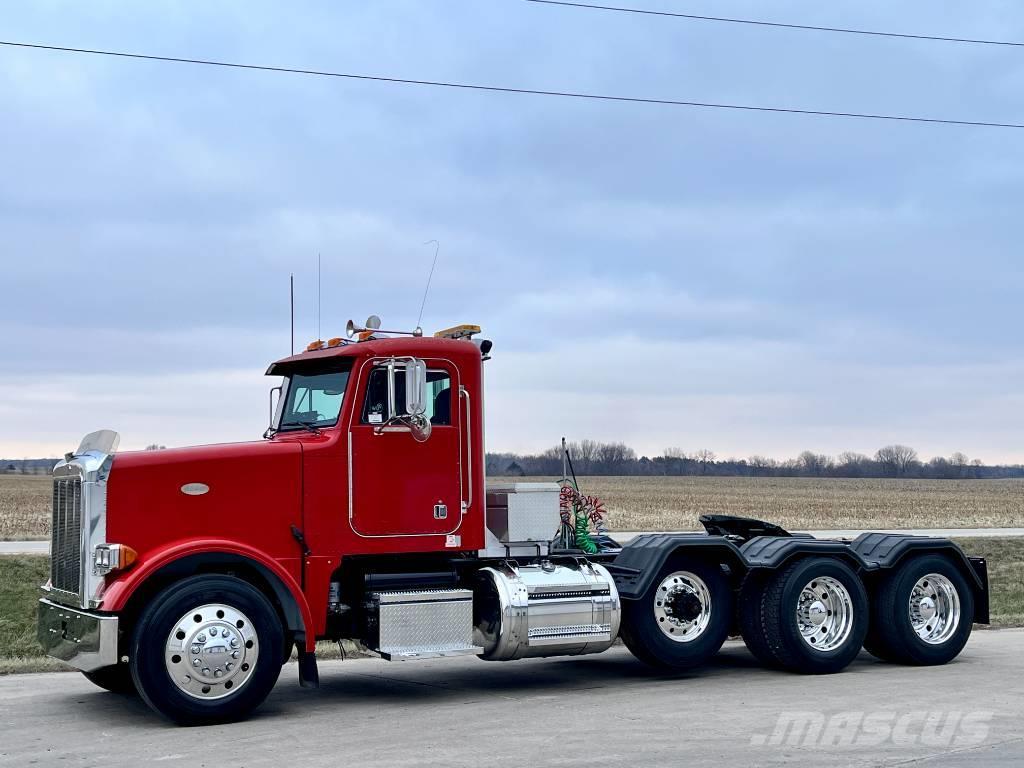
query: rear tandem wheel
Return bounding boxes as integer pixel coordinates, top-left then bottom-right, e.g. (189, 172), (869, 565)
(740, 556), (869, 674)
(620, 557), (734, 670)
(864, 553), (975, 666)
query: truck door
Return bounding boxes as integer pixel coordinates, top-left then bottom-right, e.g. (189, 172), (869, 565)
(348, 358), (465, 538)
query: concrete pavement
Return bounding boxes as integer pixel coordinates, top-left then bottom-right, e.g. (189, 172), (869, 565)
(1, 630), (1021, 767)
(4, 527), (1023, 557)
(0, 540), (48, 556)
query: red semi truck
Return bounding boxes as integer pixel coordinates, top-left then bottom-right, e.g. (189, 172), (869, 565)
(38, 319), (990, 725)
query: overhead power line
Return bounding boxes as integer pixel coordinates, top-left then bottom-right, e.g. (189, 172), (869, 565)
(2, 39), (1023, 130)
(526, 0), (1024, 49)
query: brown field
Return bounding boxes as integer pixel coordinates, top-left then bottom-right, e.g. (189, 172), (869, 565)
(2, 473), (1023, 541)
(520, 475), (1024, 532)
(0, 475), (50, 541)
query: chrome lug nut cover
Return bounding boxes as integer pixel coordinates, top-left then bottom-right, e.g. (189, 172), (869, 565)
(796, 576), (853, 652)
(910, 574), (960, 645)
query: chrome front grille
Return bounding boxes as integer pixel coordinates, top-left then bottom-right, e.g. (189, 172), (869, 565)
(51, 476), (83, 596)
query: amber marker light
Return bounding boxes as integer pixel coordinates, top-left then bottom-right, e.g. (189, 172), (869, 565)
(93, 543), (138, 577)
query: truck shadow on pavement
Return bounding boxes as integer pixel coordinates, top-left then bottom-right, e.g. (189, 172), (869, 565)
(50, 644), (982, 728)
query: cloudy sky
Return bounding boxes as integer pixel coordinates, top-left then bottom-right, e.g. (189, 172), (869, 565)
(2, 0), (1022, 463)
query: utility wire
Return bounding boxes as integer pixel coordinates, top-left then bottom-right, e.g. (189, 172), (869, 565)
(526, 0), (1024, 49)
(2, 39), (1023, 129)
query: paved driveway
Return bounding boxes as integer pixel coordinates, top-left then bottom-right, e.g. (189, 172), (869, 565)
(1, 630), (1020, 767)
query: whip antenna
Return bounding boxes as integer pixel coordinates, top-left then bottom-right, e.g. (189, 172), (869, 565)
(416, 240), (440, 334)
(289, 273), (295, 355)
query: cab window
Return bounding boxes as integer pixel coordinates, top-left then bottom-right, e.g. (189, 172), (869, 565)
(362, 368), (452, 425)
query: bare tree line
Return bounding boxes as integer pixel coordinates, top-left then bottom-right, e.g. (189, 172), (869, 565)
(487, 441), (1024, 480)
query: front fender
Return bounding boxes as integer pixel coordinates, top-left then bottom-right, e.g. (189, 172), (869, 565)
(99, 538), (316, 652)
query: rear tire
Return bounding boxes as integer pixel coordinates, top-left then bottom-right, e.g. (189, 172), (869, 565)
(130, 575), (285, 726)
(865, 554), (974, 666)
(757, 557), (868, 674)
(82, 663), (136, 694)
(738, 572), (781, 668)
(621, 558), (733, 671)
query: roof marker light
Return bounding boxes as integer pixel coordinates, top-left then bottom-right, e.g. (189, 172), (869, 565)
(434, 324), (481, 340)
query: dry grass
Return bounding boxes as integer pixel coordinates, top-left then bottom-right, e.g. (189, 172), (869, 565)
(0, 475), (50, 541)
(519, 476), (1024, 532)
(954, 537), (1024, 628)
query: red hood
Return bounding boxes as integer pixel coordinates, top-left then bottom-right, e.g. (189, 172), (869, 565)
(106, 440), (304, 561)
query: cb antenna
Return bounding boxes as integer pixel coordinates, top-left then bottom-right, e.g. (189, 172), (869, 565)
(316, 253), (322, 342)
(416, 239), (440, 334)
(289, 273), (295, 355)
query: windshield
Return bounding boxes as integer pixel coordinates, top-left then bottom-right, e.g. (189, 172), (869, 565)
(277, 369), (351, 430)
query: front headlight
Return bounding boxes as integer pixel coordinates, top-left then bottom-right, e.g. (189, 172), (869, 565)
(92, 543), (138, 577)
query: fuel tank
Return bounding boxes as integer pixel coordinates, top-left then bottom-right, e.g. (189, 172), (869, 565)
(473, 559), (620, 661)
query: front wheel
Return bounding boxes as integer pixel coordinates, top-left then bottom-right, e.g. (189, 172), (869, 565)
(620, 558), (733, 670)
(130, 575), (285, 725)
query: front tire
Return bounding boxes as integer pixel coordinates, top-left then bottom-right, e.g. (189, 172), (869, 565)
(130, 575), (284, 725)
(865, 554), (974, 666)
(756, 557), (868, 674)
(621, 558), (733, 670)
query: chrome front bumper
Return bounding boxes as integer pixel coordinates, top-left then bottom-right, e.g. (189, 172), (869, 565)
(37, 598), (118, 672)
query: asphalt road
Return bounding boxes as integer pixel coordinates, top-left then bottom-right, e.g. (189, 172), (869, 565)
(2, 630), (1021, 767)
(4, 527), (1023, 556)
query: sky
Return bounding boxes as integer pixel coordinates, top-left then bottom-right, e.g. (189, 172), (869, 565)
(1, 0), (1023, 463)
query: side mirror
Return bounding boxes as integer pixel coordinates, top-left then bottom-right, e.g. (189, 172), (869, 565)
(405, 359), (428, 416)
(380, 357), (431, 441)
(265, 385), (283, 437)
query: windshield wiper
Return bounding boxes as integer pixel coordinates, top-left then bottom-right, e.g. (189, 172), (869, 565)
(283, 420), (322, 435)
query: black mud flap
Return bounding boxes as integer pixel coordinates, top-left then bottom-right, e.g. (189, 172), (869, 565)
(968, 556), (991, 625)
(298, 648), (319, 688)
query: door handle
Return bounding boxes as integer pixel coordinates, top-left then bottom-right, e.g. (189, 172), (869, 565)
(460, 385), (472, 512)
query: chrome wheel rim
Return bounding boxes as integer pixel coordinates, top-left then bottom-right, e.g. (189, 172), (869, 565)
(909, 574), (960, 645)
(796, 576), (854, 652)
(653, 571), (713, 643)
(164, 603), (259, 700)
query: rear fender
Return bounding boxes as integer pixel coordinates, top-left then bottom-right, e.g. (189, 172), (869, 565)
(100, 539), (316, 652)
(608, 534), (747, 599)
(851, 533), (990, 624)
(741, 536), (868, 572)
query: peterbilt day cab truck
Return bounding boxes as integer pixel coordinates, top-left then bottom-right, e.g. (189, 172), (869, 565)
(38, 319), (990, 725)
